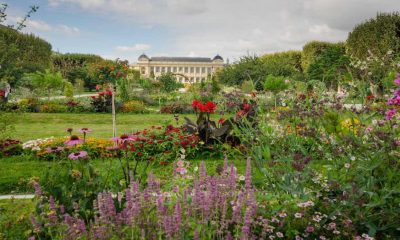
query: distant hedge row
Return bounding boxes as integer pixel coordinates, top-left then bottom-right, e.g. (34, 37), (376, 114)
(0, 25), (52, 86)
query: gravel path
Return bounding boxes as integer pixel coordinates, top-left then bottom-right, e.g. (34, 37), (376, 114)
(0, 194), (34, 200)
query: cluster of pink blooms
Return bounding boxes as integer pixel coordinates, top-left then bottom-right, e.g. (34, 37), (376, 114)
(385, 75), (400, 120)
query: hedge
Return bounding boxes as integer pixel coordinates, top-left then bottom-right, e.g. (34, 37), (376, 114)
(261, 50), (303, 78)
(346, 12), (400, 60)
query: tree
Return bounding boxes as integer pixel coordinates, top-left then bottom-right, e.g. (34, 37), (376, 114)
(216, 55), (267, 90)
(22, 69), (65, 99)
(307, 43), (350, 89)
(263, 75), (289, 107)
(158, 73), (182, 93)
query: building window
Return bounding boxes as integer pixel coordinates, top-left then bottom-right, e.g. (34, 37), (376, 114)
(179, 67), (183, 72)
(173, 67), (177, 72)
(201, 67), (206, 73)
(184, 67), (188, 73)
(196, 67), (200, 73)
(167, 67), (171, 72)
(201, 77), (205, 81)
(161, 67), (165, 73)
(141, 67), (146, 74)
(155, 66), (160, 72)
(190, 67), (194, 73)
(207, 67), (212, 73)
(196, 77), (200, 82)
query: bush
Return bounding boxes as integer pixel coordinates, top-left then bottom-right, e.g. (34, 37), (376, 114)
(301, 41), (340, 74)
(160, 102), (193, 114)
(39, 102), (68, 113)
(121, 100), (145, 113)
(0, 139), (22, 157)
(307, 43), (350, 89)
(64, 81), (74, 98)
(158, 73), (183, 93)
(261, 50), (303, 78)
(347, 12), (400, 61)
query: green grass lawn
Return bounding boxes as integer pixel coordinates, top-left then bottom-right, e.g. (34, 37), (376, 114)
(10, 113), (197, 141)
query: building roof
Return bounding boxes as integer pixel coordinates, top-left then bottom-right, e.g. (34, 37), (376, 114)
(213, 55), (223, 61)
(150, 57), (214, 63)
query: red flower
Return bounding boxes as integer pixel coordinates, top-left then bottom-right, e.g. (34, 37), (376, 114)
(218, 118), (225, 124)
(236, 110), (246, 118)
(95, 84), (100, 91)
(99, 92), (105, 97)
(243, 104), (251, 111)
(192, 99), (201, 109)
(205, 101), (217, 113)
(366, 95), (374, 101)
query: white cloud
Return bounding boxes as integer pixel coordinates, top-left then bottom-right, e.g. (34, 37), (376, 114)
(116, 43), (151, 52)
(9, 17), (81, 36)
(47, 0), (398, 60)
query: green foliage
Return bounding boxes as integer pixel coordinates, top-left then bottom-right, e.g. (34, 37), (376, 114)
(216, 55), (267, 89)
(307, 43), (350, 88)
(52, 53), (104, 89)
(263, 75), (288, 94)
(158, 73), (183, 93)
(73, 78), (85, 94)
(121, 100), (146, 113)
(22, 69), (65, 99)
(0, 27), (52, 86)
(64, 81), (74, 98)
(347, 12), (400, 61)
(241, 80), (255, 93)
(301, 41), (340, 74)
(261, 50), (303, 79)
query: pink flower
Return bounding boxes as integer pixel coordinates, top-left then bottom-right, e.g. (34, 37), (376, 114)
(79, 128), (92, 134)
(111, 134), (138, 143)
(394, 77), (400, 85)
(65, 135), (84, 146)
(385, 109), (397, 120)
(176, 167), (187, 175)
(68, 151), (88, 160)
(306, 226), (315, 233)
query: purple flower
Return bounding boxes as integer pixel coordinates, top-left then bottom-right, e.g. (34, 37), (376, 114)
(111, 134), (138, 143)
(45, 146), (64, 153)
(394, 77), (400, 86)
(79, 128), (92, 134)
(68, 151), (88, 160)
(385, 109), (397, 120)
(65, 135), (84, 146)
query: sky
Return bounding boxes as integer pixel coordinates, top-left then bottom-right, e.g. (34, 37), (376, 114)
(2, 0), (399, 63)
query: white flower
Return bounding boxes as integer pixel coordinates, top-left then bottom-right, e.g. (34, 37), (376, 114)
(238, 175), (245, 181)
(193, 166), (198, 172)
(350, 156), (356, 161)
(344, 163), (351, 169)
(294, 213), (303, 218)
(276, 232), (284, 238)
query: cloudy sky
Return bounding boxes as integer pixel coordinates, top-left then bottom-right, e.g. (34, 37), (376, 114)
(3, 0), (398, 63)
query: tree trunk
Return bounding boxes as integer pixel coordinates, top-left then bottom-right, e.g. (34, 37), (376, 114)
(111, 84), (117, 138)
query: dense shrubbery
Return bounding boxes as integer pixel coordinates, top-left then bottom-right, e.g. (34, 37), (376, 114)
(261, 50), (303, 79)
(0, 26), (52, 87)
(347, 12), (400, 61)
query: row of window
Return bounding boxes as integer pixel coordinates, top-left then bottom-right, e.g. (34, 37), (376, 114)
(149, 66), (216, 74)
(177, 77), (206, 83)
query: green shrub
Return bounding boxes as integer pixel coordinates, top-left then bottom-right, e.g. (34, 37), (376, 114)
(121, 100), (145, 113)
(307, 43), (350, 89)
(39, 102), (67, 113)
(241, 80), (255, 93)
(261, 50), (303, 78)
(301, 41), (340, 74)
(347, 12), (400, 61)
(64, 81), (74, 98)
(263, 75), (289, 94)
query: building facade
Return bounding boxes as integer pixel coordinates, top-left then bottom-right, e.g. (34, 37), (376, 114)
(132, 54), (224, 83)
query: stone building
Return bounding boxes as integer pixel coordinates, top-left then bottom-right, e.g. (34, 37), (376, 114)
(132, 54), (224, 83)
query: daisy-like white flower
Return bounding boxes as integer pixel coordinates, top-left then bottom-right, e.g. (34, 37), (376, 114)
(68, 151), (88, 160)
